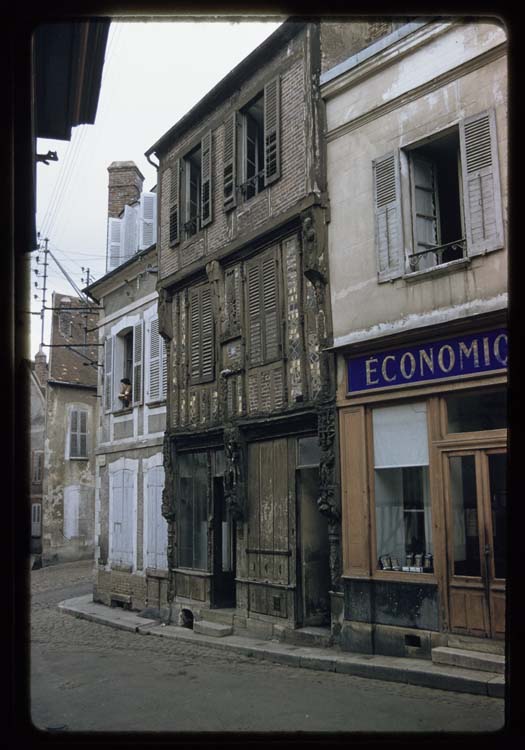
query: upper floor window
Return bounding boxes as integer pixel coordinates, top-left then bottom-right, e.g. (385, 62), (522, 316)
(223, 77), (281, 211)
(69, 408), (88, 459)
(373, 110), (504, 282)
(104, 321), (143, 413)
(32, 450), (44, 482)
(169, 132), (212, 246)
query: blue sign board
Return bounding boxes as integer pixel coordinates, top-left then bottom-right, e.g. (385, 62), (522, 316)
(347, 328), (507, 394)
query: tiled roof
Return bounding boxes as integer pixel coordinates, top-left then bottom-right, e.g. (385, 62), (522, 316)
(48, 292), (99, 386)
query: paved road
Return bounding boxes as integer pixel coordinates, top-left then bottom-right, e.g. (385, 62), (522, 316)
(30, 560), (505, 734)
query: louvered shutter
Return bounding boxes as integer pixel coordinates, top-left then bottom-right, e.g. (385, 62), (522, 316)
(107, 218), (122, 270)
(262, 253), (280, 361)
(200, 286), (214, 382)
(201, 131), (213, 227)
(373, 152), (404, 281)
(264, 77), (281, 186)
(189, 288), (201, 383)
(79, 410), (87, 457)
(122, 470), (134, 566)
(70, 409), (78, 457)
(132, 321), (143, 405)
(104, 337), (113, 412)
(460, 110), (504, 257)
(148, 317), (161, 403)
(110, 472), (122, 563)
(139, 192), (157, 250)
(122, 204), (139, 262)
(161, 337), (168, 400)
(247, 259), (263, 367)
(169, 159), (180, 245)
(223, 113), (237, 209)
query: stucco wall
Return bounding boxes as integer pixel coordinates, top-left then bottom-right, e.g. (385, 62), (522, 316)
(323, 22), (507, 345)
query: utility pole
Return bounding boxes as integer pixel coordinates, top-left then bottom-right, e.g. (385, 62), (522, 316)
(40, 238), (49, 349)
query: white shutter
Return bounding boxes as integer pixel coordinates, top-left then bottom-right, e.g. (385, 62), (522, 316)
(110, 472), (123, 564)
(147, 317), (161, 403)
(107, 218), (122, 271)
(139, 192), (157, 250)
(122, 204), (139, 262)
(122, 470), (134, 566)
(161, 336), (168, 401)
(64, 486), (80, 539)
(132, 321), (143, 405)
(146, 466), (166, 569)
(373, 152), (404, 281)
(460, 109), (504, 257)
(104, 337), (113, 412)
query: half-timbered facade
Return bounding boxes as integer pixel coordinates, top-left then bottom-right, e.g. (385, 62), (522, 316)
(146, 20), (403, 639)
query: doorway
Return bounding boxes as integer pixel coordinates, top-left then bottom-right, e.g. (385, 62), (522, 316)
(443, 447), (506, 638)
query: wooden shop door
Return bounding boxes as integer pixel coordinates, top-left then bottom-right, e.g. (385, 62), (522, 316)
(443, 448), (506, 639)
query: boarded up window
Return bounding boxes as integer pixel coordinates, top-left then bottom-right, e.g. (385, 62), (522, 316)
(189, 285), (215, 384)
(246, 247), (281, 368)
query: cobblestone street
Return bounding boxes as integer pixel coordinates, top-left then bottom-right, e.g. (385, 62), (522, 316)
(30, 561), (505, 734)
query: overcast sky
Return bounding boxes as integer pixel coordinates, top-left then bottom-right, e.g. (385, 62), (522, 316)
(31, 18), (283, 358)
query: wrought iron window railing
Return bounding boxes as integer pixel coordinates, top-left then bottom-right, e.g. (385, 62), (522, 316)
(407, 239), (466, 272)
(239, 169), (265, 197)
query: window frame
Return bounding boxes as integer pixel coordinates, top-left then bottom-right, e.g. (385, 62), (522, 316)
(67, 406), (88, 460)
(32, 450), (44, 482)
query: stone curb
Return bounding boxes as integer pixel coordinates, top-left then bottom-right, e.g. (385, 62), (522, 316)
(58, 595), (505, 699)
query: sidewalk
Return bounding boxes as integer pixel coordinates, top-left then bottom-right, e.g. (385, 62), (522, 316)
(59, 594), (505, 700)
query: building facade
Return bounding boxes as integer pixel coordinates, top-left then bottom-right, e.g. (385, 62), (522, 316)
(145, 20), (403, 639)
(41, 292), (99, 565)
(86, 163), (169, 617)
(29, 352), (48, 558)
(321, 20), (507, 656)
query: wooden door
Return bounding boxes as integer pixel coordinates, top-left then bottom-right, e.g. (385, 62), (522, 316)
(443, 448), (506, 638)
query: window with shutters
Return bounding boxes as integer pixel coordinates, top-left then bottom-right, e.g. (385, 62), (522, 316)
(223, 77), (280, 209)
(109, 462), (137, 568)
(183, 145), (201, 238)
(170, 132), (213, 244)
(32, 451), (44, 482)
(108, 321), (144, 412)
(373, 110), (503, 281)
(68, 408), (88, 459)
(189, 284), (215, 384)
(246, 248), (281, 368)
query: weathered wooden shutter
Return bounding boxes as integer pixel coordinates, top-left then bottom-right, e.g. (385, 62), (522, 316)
(104, 337), (113, 412)
(148, 317), (161, 403)
(107, 218), (122, 270)
(123, 470), (134, 566)
(373, 152), (404, 281)
(264, 77), (281, 186)
(189, 288), (201, 382)
(169, 159), (180, 245)
(132, 321), (143, 405)
(223, 113), (237, 209)
(139, 191), (157, 250)
(122, 204), (138, 262)
(247, 259), (263, 367)
(201, 131), (213, 227)
(146, 466), (166, 569)
(262, 253), (280, 360)
(110, 473), (122, 563)
(460, 110), (504, 256)
(200, 286), (214, 382)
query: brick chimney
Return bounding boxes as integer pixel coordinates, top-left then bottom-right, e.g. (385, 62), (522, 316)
(34, 347), (48, 388)
(107, 161), (145, 218)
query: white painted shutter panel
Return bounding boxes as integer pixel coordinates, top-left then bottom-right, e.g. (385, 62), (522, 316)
(111, 472), (122, 563)
(122, 470), (134, 566)
(139, 192), (157, 250)
(264, 77), (281, 186)
(104, 337), (113, 412)
(223, 113), (237, 209)
(122, 204), (139, 262)
(373, 152), (404, 281)
(107, 218), (122, 271)
(161, 336), (168, 401)
(132, 321), (143, 405)
(31, 503), (41, 537)
(201, 131), (213, 227)
(154, 468), (167, 568)
(460, 110), (504, 257)
(148, 317), (161, 403)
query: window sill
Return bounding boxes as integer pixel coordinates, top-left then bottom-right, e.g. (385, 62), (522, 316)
(113, 407), (133, 417)
(403, 257), (470, 282)
(146, 400), (166, 408)
(172, 567), (211, 577)
(68, 456), (89, 461)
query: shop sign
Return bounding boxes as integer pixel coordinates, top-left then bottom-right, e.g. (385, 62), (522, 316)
(347, 328), (507, 394)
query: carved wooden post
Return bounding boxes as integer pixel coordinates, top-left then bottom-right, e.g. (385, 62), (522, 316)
(223, 424), (245, 521)
(161, 432), (177, 607)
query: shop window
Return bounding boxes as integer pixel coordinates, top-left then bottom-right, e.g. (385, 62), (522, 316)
(298, 436), (321, 466)
(373, 110), (504, 281)
(68, 408), (88, 459)
(372, 402), (433, 573)
(446, 388), (507, 433)
(178, 452), (208, 570)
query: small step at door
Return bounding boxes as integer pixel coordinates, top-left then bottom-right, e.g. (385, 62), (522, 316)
(432, 646), (505, 674)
